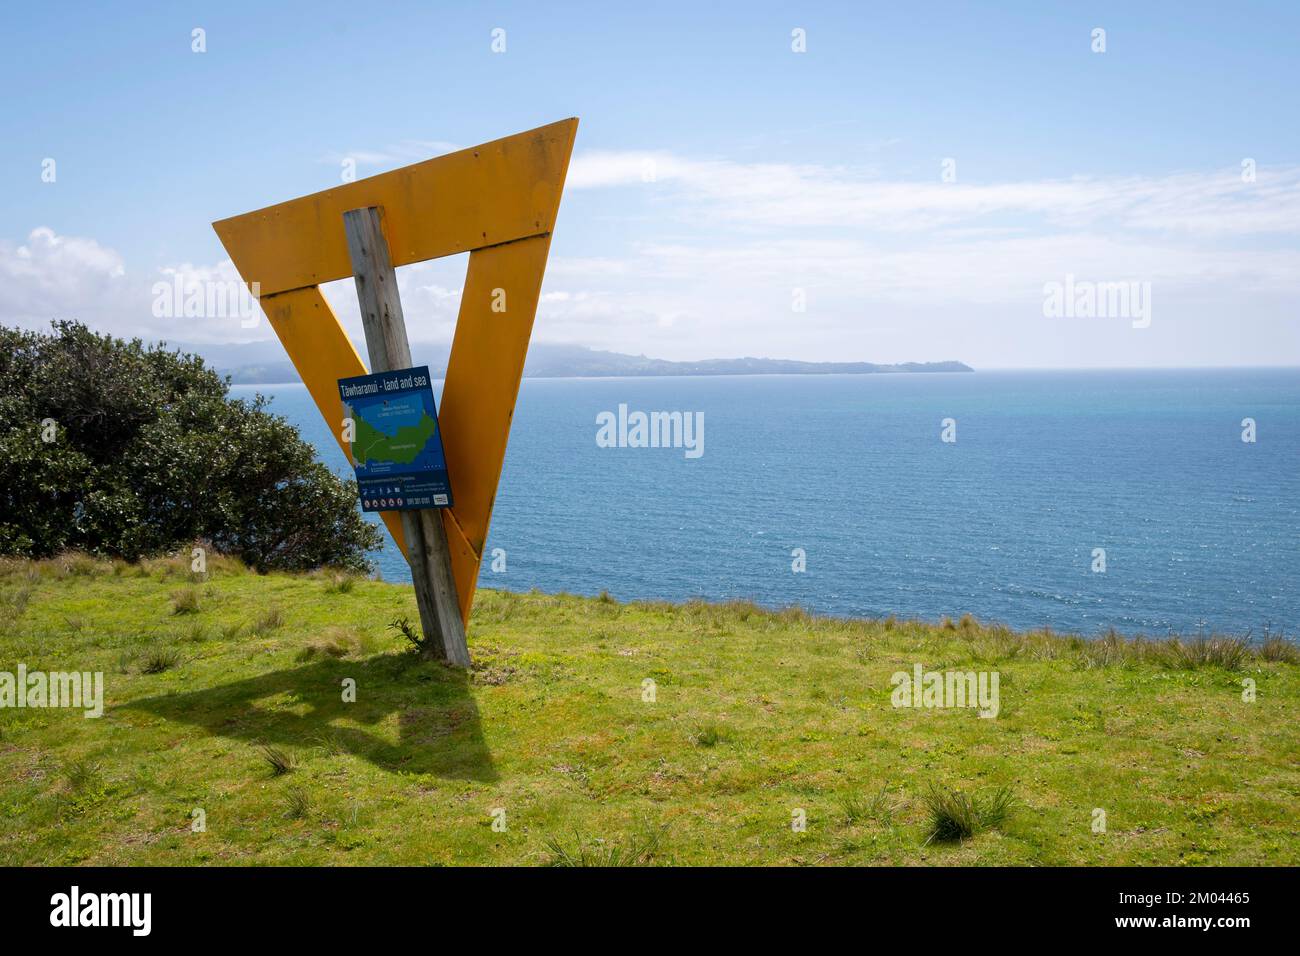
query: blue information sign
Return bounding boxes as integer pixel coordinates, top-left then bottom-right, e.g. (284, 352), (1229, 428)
(337, 365), (453, 512)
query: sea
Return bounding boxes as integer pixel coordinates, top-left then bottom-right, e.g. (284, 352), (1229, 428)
(231, 368), (1300, 639)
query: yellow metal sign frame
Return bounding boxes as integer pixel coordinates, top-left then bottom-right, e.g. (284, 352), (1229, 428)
(213, 118), (579, 624)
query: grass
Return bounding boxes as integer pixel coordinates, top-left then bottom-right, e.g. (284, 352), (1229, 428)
(294, 626), (365, 662)
(139, 646), (183, 674)
(261, 746), (297, 777)
(841, 784), (902, 827)
(170, 586), (201, 615)
(253, 605), (285, 634)
(689, 721), (729, 748)
(923, 785), (1015, 844)
(1257, 636), (1299, 664)
(0, 553), (1297, 866)
(323, 573), (357, 595)
(545, 827), (662, 866)
(283, 787), (311, 820)
(63, 758), (104, 795)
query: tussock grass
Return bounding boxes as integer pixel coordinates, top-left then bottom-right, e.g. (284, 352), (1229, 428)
(283, 787), (311, 820)
(61, 552), (102, 577)
(1076, 630), (1138, 669)
(0, 549), (247, 584)
(169, 586), (202, 615)
(143, 549), (245, 580)
(139, 646), (182, 674)
(924, 785), (1015, 844)
(545, 828), (661, 867)
(1258, 635), (1300, 664)
(841, 784), (904, 826)
(322, 571), (358, 594)
(0, 585), (32, 636)
(261, 746), (296, 777)
(1161, 635), (1249, 671)
(689, 722), (729, 748)
(253, 605), (285, 633)
(1074, 632), (1254, 671)
(295, 626), (364, 662)
(64, 759), (104, 794)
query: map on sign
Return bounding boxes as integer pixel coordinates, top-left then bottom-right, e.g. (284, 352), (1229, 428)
(337, 365), (453, 512)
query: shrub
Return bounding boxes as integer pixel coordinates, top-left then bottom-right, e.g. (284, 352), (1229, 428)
(0, 321), (381, 573)
(388, 615), (428, 655)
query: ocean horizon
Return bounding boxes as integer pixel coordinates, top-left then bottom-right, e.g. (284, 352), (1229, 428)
(234, 366), (1300, 640)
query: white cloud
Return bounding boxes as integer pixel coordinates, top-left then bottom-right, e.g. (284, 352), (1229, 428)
(319, 140), (463, 172)
(547, 149), (1300, 364)
(0, 228), (127, 324)
(6, 148), (1299, 368)
(569, 150), (1300, 238)
(0, 228), (273, 345)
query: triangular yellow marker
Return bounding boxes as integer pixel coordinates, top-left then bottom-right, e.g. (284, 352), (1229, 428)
(213, 119), (578, 625)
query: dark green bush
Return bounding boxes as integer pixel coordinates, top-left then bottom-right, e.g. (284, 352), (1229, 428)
(0, 321), (381, 572)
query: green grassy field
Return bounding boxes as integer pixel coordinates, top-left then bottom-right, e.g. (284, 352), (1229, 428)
(1, 554), (1296, 866)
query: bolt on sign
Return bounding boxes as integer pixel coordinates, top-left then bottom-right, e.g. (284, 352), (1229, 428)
(213, 119), (579, 665)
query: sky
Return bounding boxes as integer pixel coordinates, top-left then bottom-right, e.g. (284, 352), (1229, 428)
(1, 0), (1298, 368)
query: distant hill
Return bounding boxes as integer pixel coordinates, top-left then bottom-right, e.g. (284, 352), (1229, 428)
(180, 340), (972, 383)
(516, 344), (972, 378)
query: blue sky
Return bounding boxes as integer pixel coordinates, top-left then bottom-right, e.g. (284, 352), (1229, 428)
(2, 0), (1298, 367)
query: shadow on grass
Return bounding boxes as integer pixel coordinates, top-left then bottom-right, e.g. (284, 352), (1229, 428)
(127, 653), (496, 781)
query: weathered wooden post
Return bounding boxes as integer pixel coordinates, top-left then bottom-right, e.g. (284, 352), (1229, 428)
(342, 205), (470, 667)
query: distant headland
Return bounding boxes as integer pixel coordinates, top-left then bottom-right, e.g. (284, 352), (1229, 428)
(187, 340), (973, 383)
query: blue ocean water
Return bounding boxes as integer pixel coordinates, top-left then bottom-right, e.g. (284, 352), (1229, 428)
(233, 368), (1300, 638)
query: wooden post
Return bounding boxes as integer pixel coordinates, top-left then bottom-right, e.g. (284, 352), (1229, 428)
(343, 205), (470, 668)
